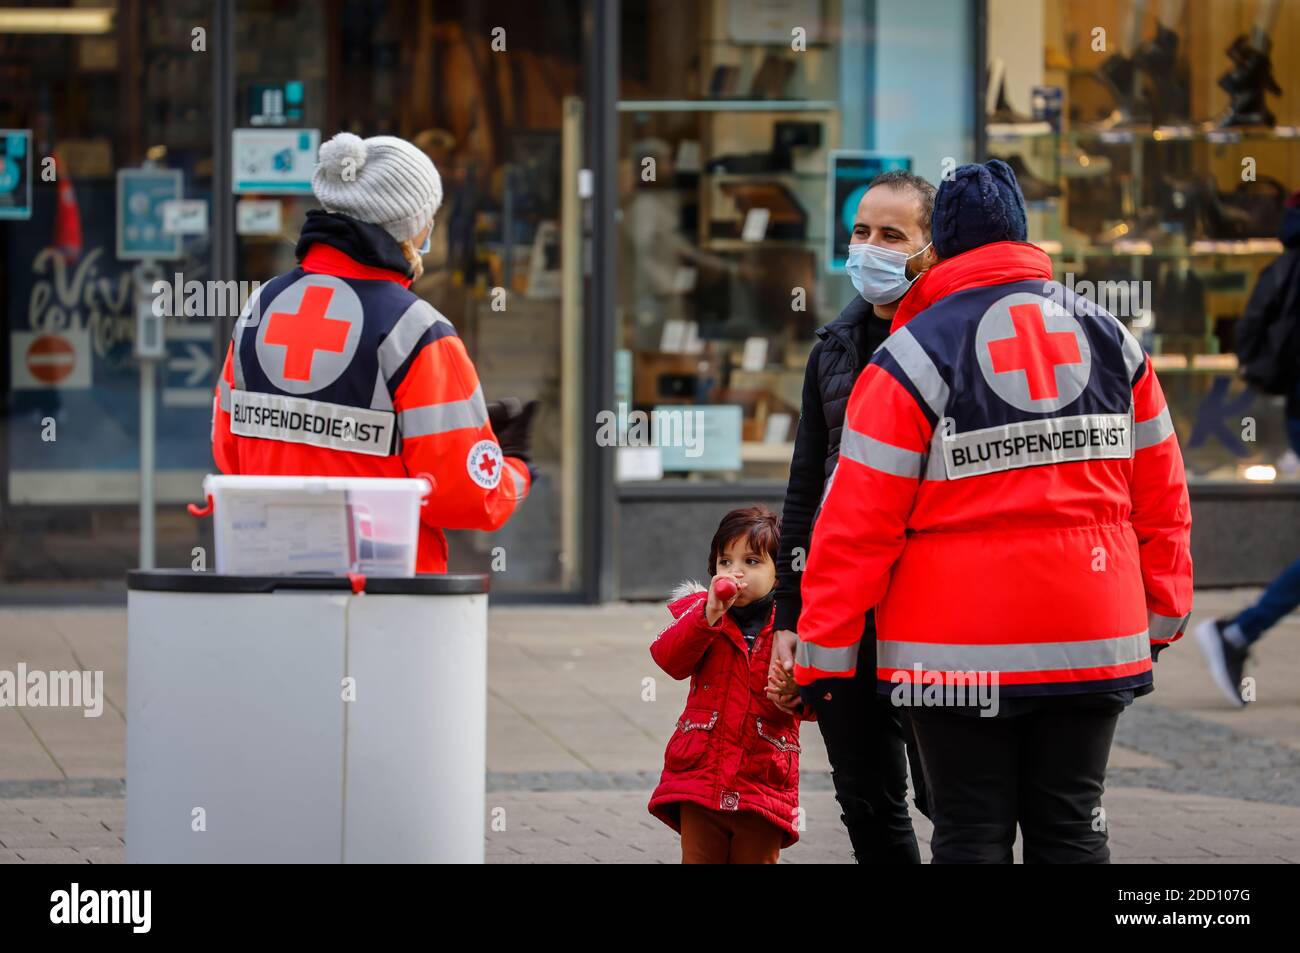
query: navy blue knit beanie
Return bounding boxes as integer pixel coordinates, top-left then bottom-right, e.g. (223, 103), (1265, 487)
(931, 159), (1028, 259)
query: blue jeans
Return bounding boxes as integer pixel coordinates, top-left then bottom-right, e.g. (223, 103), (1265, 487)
(1235, 398), (1300, 643)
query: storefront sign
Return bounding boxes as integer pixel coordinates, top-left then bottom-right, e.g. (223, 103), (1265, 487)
(236, 199), (283, 235)
(826, 151), (911, 272)
(117, 168), (183, 260)
(248, 80), (306, 127)
(161, 199), (209, 235)
(232, 128), (319, 193)
(658, 404), (742, 472)
(0, 129), (33, 220)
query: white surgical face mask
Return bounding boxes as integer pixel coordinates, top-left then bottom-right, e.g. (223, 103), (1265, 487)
(846, 240), (931, 305)
(418, 226), (433, 255)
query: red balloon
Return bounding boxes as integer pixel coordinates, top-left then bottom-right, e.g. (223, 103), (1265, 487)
(713, 577), (738, 602)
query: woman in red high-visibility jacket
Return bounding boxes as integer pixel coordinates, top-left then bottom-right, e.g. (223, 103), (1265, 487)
(794, 161), (1193, 863)
(211, 132), (535, 572)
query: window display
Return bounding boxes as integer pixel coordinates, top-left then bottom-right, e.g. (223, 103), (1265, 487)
(614, 0), (966, 483)
(984, 0), (1300, 483)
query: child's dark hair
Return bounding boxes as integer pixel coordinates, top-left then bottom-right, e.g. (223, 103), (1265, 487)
(708, 505), (781, 576)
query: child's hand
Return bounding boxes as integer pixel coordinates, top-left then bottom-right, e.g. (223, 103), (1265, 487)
(704, 574), (745, 626)
(767, 662), (796, 696)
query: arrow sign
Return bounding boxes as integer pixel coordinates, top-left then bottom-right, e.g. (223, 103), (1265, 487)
(163, 325), (216, 408)
(169, 342), (212, 386)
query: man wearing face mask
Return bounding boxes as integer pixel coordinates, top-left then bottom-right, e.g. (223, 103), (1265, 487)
(766, 170), (937, 863)
(211, 132), (535, 574)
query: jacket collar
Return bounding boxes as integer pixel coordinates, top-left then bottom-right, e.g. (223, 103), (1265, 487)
(666, 588), (775, 655)
(295, 209), (414, 287)
(818, 294), (889, 366)
(300, 244), (413, 288)
(890, 241), (1053, 331)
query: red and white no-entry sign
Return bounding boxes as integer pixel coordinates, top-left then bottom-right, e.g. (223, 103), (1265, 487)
(26, 334), (77, 384)
(10, 328), (92, 390)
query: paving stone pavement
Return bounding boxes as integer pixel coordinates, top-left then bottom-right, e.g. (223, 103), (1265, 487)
(1, 590), (1297, 863)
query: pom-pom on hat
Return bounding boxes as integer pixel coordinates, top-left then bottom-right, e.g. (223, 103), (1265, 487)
(930, 159), (1028, 259)
(311, 132), (443, 244)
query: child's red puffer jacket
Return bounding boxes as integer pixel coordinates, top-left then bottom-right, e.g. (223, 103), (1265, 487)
(648, 582), (811, 847)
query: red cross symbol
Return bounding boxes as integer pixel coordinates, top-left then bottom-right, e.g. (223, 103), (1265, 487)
(477, 452), (499, 478)
(263, 285), (352, 382)
(987, 303), (1082, 401)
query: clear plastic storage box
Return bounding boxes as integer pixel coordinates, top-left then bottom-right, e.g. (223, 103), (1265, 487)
(201, 474), (430, 577)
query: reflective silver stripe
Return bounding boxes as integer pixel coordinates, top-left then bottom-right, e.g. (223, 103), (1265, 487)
(397, 384), (489, 438)
(1134, 406), (1174, 450)
(926, 426), (949, 481)
(217, 378), (231, 412)
(880, 327), (949, 419)
(795, 639), (859, 674)
(378, 300), (454, 381)
(506, 461), (529, 499)
(1149, 610), (1189, 641)
(878, 631), (1149, 674)
(371, 369), (393, 411)
(841, 425), (923, 478)
(1115, 318), (1146, 383)
(230, 282), (267, 391)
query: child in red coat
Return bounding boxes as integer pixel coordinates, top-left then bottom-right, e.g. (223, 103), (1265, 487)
(648, 505), (810, 863)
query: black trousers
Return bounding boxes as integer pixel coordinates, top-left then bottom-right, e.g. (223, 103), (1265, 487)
(907, 701), (1121, 864)
(812, 642), (927, 864)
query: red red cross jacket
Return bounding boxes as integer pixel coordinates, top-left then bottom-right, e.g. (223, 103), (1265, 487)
(795, 241), (1194, 698)
(211, 212), (529, 572)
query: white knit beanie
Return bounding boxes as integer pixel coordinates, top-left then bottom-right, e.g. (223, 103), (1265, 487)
(312, 132), (443, 244)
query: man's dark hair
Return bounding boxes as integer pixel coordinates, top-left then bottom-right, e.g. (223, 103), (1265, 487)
(708, 505), (780, 576)
(867, 169), (937, 237)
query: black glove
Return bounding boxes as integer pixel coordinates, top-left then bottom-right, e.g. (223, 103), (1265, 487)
(487, 398), (539, 465)
(798, 678), (841, 714)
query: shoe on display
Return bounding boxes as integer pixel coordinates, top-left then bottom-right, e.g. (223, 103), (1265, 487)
(1194, 619), (1249, 707)
(1133, 24), (1191, 126)
(1203, 175), (1287, 240)
(1095, 50), (1150, 124)
(986, 60), (1052, 135)
(1060, 145), (1111, 178)
(1216, 34), (1280, 128)
(1002, 153), (1061, 200)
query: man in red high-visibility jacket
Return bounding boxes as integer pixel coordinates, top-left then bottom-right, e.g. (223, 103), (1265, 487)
(212, 132), (533, 573)
(794, 160), (1193, 863)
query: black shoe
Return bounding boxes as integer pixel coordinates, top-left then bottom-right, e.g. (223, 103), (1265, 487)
(1216, 35), (1280, 128)
(1096, 50), (1150, 123)
(1134, 25), (1191, 125)
(1194, 618), (1249, 707)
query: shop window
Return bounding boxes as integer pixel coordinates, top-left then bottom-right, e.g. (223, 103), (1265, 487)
(616, 0), (973, 482)
(984, 0), (1300, 483)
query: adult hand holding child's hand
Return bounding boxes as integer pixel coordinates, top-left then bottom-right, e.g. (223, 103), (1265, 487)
(766, 629), (802, 715)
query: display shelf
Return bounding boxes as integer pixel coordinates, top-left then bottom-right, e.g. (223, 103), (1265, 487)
(741, 440), (796, 463)
(699, 170), (828, 180)
(702, 237), (825, 251)
(618, 99), (838, 112)
(1035, 239), (1284, 259)
(986, 124), (1300, 145)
